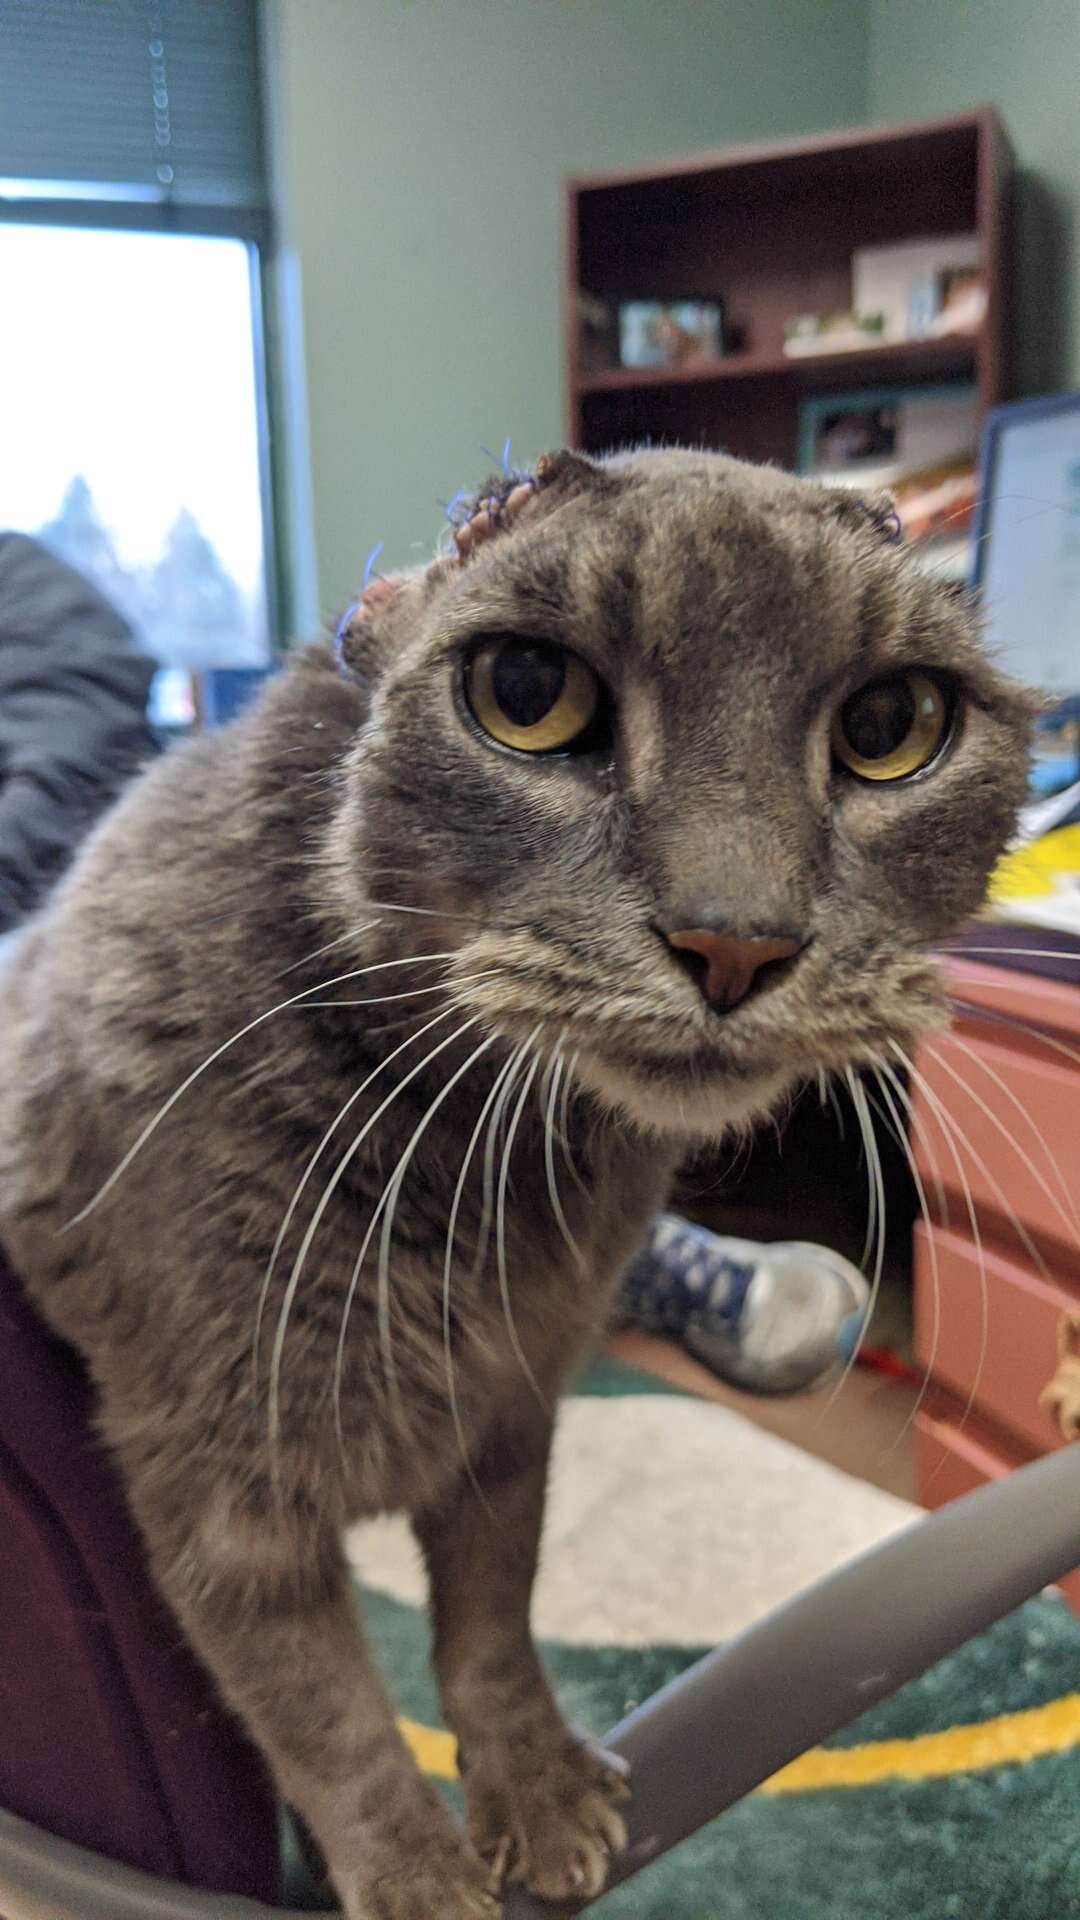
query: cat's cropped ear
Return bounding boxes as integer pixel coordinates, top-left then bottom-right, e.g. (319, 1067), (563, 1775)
(334, 571), (418, 686)
(825, 487), (904, 545)
(447, 448), (604, 561)
(335, 451), (603, 680)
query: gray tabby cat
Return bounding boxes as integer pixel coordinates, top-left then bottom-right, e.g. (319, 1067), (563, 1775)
(0, 449), (1033, 1917)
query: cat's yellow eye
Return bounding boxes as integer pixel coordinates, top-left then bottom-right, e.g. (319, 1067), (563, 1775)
(831, 670), (951, 783)
(464, 639), (601, 754)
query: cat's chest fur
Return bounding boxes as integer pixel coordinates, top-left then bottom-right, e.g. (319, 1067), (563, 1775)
(0, 951), (665, 1524)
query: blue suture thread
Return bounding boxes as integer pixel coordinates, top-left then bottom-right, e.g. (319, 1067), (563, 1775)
(333, 599), (362, 677)
(852, 495), (903, 544)
(439, 449), (531, 540)
(479, 438), (513, 476)
(440, 488), (471, 528)
(334, 541), (385, 679)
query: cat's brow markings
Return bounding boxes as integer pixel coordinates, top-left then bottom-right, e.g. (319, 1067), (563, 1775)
(618, 676), (666, 799)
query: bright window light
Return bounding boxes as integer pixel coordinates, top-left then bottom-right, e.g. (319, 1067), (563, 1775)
(0, 222), (270, 672)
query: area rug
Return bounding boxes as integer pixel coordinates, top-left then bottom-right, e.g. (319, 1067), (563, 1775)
(346, 1358), (1080, 1918)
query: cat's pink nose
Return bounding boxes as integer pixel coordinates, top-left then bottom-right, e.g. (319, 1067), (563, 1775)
(665, 929), (803, 1012)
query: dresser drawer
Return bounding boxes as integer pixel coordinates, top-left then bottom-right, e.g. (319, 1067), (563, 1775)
(915, 1403), (1024, 1505)
(913, 1221), (1079, 1457)
(909, 1027), (1080, 1266)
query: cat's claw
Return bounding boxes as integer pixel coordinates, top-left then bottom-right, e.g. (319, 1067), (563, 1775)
(344, 1829), (501, 1920)
(464, 1730), (630, 1903)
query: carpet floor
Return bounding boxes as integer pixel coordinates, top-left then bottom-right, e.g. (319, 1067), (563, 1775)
(340, 1357), (1080, 1917)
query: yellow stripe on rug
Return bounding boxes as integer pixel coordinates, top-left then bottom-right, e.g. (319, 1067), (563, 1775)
(400, 1691), (1080, 1794)
(762, 1691), (1080, 1794)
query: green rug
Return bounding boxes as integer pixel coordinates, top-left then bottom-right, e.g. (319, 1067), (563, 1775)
(346, 1360), (1080, 1917)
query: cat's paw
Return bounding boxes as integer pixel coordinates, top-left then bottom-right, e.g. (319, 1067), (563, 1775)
(343, 1829), (501, 1920)
(463, 1726), (630, 1902)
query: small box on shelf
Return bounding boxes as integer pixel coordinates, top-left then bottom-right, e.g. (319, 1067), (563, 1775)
(853, 233), (984, 343)
(783, 310), (887, 359)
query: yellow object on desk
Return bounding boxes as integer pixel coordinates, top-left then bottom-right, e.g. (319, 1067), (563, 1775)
(988, 824), (1080, 910)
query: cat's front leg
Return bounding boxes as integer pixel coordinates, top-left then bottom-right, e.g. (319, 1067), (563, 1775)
(129, 1475), (499, 1920)
(415, 1409), (630, 1903)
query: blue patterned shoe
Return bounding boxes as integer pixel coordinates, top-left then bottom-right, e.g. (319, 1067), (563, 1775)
(616, 1213), (869, 1395)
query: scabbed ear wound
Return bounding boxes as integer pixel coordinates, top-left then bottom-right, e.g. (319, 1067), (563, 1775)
(334, 450), (602, 681)
(449, 474), (538, 557)
(445, 448), (601, 560)
(829, 487), (904, 545)
(334, 453), (572, 679)
(334, 572), (404, 683)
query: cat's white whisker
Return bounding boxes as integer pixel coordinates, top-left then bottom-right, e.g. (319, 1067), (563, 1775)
(558, 1047), (591, 1201)
(852, 1069), (878, 1276)
(916, 488), (1069, 588)
(871, 1063), (942, 1455)
(440, 1042), (524, 1509)
(908, 1029), (1080, 1443)
(473, 1032), (539, 1283)
(932, 1036), (1080, 1245)
(64, 956), (462, 1230)
(819, 1070), (847, 1141)
(946, 946), (1080, 963)
(879, 1059), (948, 1228)
(251, 1003), (462, 1398)
(277, 920), (381, 976)
(819, 1071), (886, 1418)
(891, 1042), (995, 1455)
(947, 974), (1080, 1013)
(301, 967), (500, 1007)
(356, 896), (487, 930)
(899, 1042), (1055, 1285)
(364, 1029), (497, 1433)
(864, 1085), (908, 1159)
(544, 1050), (586, 1272)
(949, 997), (1080, 1074)
(496, 1045), (550, 1411)
(947, 965), (1080, 993)
(267, 1014), (484, 1491)
(535, 1045), (560, 1132)
(863, 1075), (888, 1336)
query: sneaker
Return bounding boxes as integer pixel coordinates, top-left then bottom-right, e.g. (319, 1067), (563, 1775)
(616, 1213), (870, 1396)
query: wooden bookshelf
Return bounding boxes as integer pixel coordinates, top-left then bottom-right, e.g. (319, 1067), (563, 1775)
(564, 109), (1011, 466)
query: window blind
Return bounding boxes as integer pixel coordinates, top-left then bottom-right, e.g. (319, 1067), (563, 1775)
(0, 0), (266, 211)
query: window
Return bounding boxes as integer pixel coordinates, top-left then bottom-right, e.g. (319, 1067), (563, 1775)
(0, 0), (276, 704)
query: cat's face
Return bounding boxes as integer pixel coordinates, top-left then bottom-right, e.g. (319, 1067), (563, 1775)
(333, 449), (1033, 1139)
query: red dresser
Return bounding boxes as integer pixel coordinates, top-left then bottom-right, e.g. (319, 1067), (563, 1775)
(910, 950), (1080, 1608)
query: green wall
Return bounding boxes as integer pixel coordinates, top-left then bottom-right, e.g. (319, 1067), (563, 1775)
(271, 0), (868, 613)
(273, 0), (1080, 623)
(868, 0), (1080, 400)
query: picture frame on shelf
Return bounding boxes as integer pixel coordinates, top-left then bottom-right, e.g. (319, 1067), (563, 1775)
(852, 234), (983, 343)
(617, 300), (725, 371)
(798, 383), (980, 577)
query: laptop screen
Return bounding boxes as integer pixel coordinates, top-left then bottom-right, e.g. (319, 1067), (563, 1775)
(976, 396), (1080, 698)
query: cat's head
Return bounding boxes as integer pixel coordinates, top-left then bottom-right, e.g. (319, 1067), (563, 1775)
(328, 447), (1034, 1139)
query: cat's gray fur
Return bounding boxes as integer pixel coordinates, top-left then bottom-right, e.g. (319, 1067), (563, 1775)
(0, 449), (1033, 1916)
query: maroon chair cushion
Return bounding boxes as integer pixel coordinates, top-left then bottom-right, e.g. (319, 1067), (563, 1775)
(0, 1242), (281, 1902)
